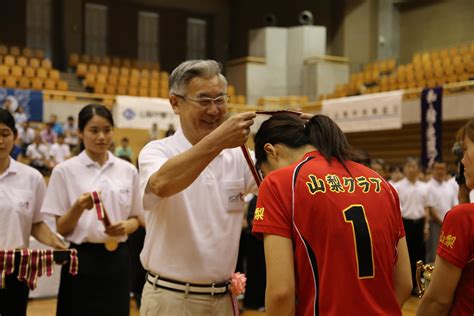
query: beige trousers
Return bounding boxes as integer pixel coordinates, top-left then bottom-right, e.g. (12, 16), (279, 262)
(140, 282), (234, 316)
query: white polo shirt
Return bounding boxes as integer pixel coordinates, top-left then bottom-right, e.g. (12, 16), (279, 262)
(426, 178), (457, 220)
(139, 128), (257, 284)
(0, 158), (46, 249)
(392, 177), (428, 220)
(26, 143), (49, 160)
(49, 143), (71, 164)
(41, 151), (143, 244)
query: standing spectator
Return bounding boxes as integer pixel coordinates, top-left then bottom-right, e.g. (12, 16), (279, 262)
(63, 115), (79, 154)
(50, 113), (64, 136)
(41, 104), (143, 316)
(26, 133), (52, 176)
(425, 159), (457, 263)
(0, 109), (65, 316)
(2, 98), (14, 114)
(17, 121), (35, 154)
(114, 137), (133, 160)
(40, 122), (57, 145)
(370, 158), (387, 179)
(14, 105), (28, 128)
(138, 60), (257, 315)
(148, 123), (160, 141)
(392, 157), (429, 295)
(389, 165), (404, 185)
(164, 123), (176, 137)
(49, 134), (71, 166)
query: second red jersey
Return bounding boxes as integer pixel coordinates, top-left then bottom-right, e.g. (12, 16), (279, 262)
(253, 151), (405, 316)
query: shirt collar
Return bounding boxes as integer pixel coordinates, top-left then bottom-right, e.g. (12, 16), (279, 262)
(78, 150), (115, 168)
(0, 157), (19, 180)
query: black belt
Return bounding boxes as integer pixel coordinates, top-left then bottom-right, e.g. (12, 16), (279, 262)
(146, 272), (230, 296)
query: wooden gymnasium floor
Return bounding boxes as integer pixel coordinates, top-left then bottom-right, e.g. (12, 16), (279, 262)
(27, 296), (420, 315)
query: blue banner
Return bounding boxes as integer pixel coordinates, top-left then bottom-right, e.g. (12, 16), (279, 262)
(0, 88), (44, 122)
(421, 87), (443, 168)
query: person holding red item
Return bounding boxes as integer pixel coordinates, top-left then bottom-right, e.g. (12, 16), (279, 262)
(252, 114), (412, 316)
(417, 118), (474, 316)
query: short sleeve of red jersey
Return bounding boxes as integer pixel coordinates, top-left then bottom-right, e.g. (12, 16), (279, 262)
(437, 204), (474, 269)
(252, 174), (292, 240)
(388, 182), (406, 239)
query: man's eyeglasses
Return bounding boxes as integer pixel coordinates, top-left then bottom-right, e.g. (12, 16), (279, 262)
(175, 94), (230, 107)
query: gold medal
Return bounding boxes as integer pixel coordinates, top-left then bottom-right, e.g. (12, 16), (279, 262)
(104, 240), (119, 252)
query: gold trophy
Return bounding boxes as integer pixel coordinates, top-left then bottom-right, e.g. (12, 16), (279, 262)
(416, 260), (434, 298)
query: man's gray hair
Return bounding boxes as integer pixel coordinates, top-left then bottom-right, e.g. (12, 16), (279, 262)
(169, 60), (227, 96)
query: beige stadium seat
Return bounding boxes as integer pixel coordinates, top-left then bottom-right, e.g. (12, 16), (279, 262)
(109, 66), (119, 76)
(9, 46), (20, 57)
(91, 55), (101, 65)
(22, 47), (33, 58)
(44, 79), (56, 90)
(29, 58), (40, 68)
(57, 80), (68, 91)
(88, 64), (98, 74)
(140, 69), (150, 78)
(18, 77), (30, 89)
(150, 79), (159, 90)
(151, 70), (160, 80)
(80, 54), (90, 64)
(116, 86), (127, 95)
(118, 77), (129, 87)
(139, 87), (149, 97)
(84, 73), (96, 88)
(76, 63), (87, 77)
(17, 56), (28, 67)
(94, 84), (106, 94)
(105, 85), (116, 95)
(149, 89), (159, 97)
(0, 65), (9, 77)
(99, 65), (109, 74)
(96, 73), (107, 85)
(122, 59), (132, 68)
(11, 66), (22, 77)
(5, 76), (17, 88)
(108, 75), (118, 86)
(41, 59), (52, 70)
(34, 49), (44, 59)
(112, 57), (121, 67)
(4, 55), (15, 66)
(130, 68), (140, 78)
(129, 77), (139, 88)
(36, 68), (48, 79)
(139, 78), (149, 88)
(69, 53), (79, 67)
(31, 78), (43, 90)
(119, 67), (130, 77)
(49, 69), (60, 82)
(128, 87), (138, 96)
(0, 45), (8, 56)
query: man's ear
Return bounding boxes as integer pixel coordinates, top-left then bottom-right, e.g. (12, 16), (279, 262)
(169, 95), (180, 115)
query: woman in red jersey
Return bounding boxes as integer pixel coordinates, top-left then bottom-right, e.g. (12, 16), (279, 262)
(252, 114), (412, 316)
(417, 119), (474, 316)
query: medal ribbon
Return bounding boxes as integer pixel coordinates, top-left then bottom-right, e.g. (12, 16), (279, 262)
(17, 249), (30, 284)
(45, 249), (54, 276)
(0, 250), (16, 288)
(91, 191), (111, 227)
(69, 249), (78, 276)
(26, 249), (40, 289)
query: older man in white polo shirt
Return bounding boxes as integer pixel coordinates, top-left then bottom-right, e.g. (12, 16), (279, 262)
(138, 60), (257, 315)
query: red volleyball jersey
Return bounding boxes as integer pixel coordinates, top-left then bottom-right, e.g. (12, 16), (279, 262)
(253, 151), (405, 316)
(437, 203), (474, 316)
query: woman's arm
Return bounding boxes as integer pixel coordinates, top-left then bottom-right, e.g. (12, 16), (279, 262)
(393, 237), (412, 307)
(416, 255), (462, 316)
(264, 234), (295, 316)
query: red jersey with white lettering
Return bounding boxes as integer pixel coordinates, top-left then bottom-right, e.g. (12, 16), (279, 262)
(253, 151), (405, 316)
(437, 203), (474, 316)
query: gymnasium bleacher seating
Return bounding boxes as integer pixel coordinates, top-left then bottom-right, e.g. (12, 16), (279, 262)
(0, 44), (69, 92)
(322, 41), (474, 100)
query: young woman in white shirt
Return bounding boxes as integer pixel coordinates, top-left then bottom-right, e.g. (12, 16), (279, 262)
(41, 104), (143, 316)
(0, 109), (65, 316)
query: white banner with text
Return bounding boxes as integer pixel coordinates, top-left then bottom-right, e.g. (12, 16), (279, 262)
(321, 90), (403, 133)
(114, 96), (180, 130)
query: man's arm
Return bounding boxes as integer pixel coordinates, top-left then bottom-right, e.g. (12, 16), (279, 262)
(393, 237), (412, 308)
(264, 234), (295, 316)
(416, 256), (462, 316)
(146, 112), (255, 198)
